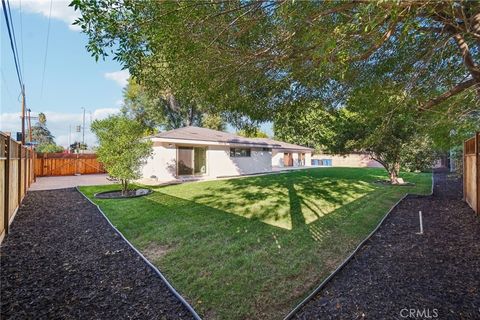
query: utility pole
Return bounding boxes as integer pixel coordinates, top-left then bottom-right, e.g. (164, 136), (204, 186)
(68, 125), (71, 153)
(27, 108), (32, 143)
(21, 85), (25, 145)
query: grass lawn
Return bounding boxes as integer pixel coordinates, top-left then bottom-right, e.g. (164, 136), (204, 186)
(80, 167), (431, 320)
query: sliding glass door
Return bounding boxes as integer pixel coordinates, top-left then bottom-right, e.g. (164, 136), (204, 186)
(178, 147), (194, 175)
(177, 146), (207, 176)
(193, 147), (206, 175)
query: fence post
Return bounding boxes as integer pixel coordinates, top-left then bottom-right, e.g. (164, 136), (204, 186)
(18, 144), (22, 205)
(24, 146), (27, 195)
(33, 148), (36, 182)
(4, 135), (10, 236)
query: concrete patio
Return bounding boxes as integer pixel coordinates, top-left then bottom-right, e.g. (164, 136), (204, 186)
(29, 174), (115, 191)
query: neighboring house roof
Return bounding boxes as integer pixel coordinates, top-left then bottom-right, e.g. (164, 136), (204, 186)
(252, 138), (314, 152)
(152, 126), (282, 147)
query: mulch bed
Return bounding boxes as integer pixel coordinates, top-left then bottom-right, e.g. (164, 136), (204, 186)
(0, 188), (194, 319)
(294, 171), (480, 319)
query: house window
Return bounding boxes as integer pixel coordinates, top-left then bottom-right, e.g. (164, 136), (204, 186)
(230, 148), (251, 157)
(262, 147), (272, 152)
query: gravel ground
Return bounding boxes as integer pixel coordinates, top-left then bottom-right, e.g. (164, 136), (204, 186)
(0, 188), (195, 319)
(293, 171), (480, 319)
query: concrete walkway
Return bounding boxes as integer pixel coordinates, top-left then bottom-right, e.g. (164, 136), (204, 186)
(29, 174), (115, 191)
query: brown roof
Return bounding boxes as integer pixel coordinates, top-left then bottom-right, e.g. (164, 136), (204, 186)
(154, 126), (282, 147)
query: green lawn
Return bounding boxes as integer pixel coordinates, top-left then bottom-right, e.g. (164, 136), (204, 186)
(80, 167), (431, 320)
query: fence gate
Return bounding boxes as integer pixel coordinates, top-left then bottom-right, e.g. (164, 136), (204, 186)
(35, 153), (106, 177)
(464, 132), (480, 214)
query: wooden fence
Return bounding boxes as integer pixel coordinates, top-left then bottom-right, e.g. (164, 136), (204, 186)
(35, 153), (105, 177)
(1, 132), (35, 242)
(464, 132), (480, 214)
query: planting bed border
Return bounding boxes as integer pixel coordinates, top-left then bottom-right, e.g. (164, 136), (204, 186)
(94, 188), (152, 199)
(283, 173), (434, 320)
(76, 187), (202, 320)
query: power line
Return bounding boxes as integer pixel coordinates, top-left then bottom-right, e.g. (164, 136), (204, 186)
(19, 0), (24, 76)
(40, 0), (53, 100)
(1, 0), (23, 90)
(6, 0), (22, 81)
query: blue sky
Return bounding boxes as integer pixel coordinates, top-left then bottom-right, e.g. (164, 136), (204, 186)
(1, 0), (126, 147)
(1, 0), (272, 148)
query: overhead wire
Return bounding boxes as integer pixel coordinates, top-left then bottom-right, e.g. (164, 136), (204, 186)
(19, 0), (24, 76)
(1, 0), (23, 90)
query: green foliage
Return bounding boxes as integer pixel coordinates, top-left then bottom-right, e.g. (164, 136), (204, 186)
(29, 112), (63, 153)
(325, 83), (421, 182)
(30, 125), (55, 146)
(69, 141), (88, 153)
(121, 78), (168, 131)
(449, 146), (464, 176)
(122, 78), (229, 131)
(236, 128), (269, 138)
(91, 115), (152, 193)
(72, 0), (479, 121)
(36, 143), (64, 154)
(72, 0), (480, 174)
(201, 113), (226, 131)
(400, 136), (439, 172)
(273, 100), (335, 150)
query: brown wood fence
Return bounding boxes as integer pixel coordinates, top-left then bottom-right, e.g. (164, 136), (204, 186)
(464, 132), (480, 214)
(1, 132), (35, 242)
(35, 153), (105, 177)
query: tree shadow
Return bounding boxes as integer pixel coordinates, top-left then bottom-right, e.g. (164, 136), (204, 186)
(160, 168), (378, 230)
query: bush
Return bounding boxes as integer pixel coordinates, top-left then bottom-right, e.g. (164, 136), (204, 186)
(400, 136), (438, 172)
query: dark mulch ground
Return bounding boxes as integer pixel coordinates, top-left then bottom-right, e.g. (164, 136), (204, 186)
(0, 188), (194, 319)
(294, 171), (480, 320)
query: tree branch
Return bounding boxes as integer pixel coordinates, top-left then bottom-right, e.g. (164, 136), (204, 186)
(349, 18), (398, 62)
(419, 78), (478, 110)
(452, 32), (480, 80)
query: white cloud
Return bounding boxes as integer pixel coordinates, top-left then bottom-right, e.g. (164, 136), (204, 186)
(104, 70), (130, 87)
(115, 99), (124, 107)
(0, 108), (120, 148)
(10, 0), (82, 31)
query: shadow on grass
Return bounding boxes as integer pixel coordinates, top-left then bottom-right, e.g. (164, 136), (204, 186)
(80, 168), (431, 320)
(158, 168), (378, 230)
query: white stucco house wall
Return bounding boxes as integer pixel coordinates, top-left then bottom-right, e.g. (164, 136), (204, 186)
(140, 126), (313, 183)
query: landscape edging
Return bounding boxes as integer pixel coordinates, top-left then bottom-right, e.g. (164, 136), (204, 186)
(282, 172), (435, 320)
(75, 186), (202, 320)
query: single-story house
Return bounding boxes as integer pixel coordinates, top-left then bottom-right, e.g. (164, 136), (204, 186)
(140, 126), (313, 182)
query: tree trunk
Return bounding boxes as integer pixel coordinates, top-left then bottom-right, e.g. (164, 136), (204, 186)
(121, 179), (128, 195)
(388, 162), (401, 184)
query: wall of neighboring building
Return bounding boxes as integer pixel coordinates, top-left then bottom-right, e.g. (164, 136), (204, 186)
(208, 145), (272, 177)
(140, 142), (177, 181)
(312, 153), (383, 168)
